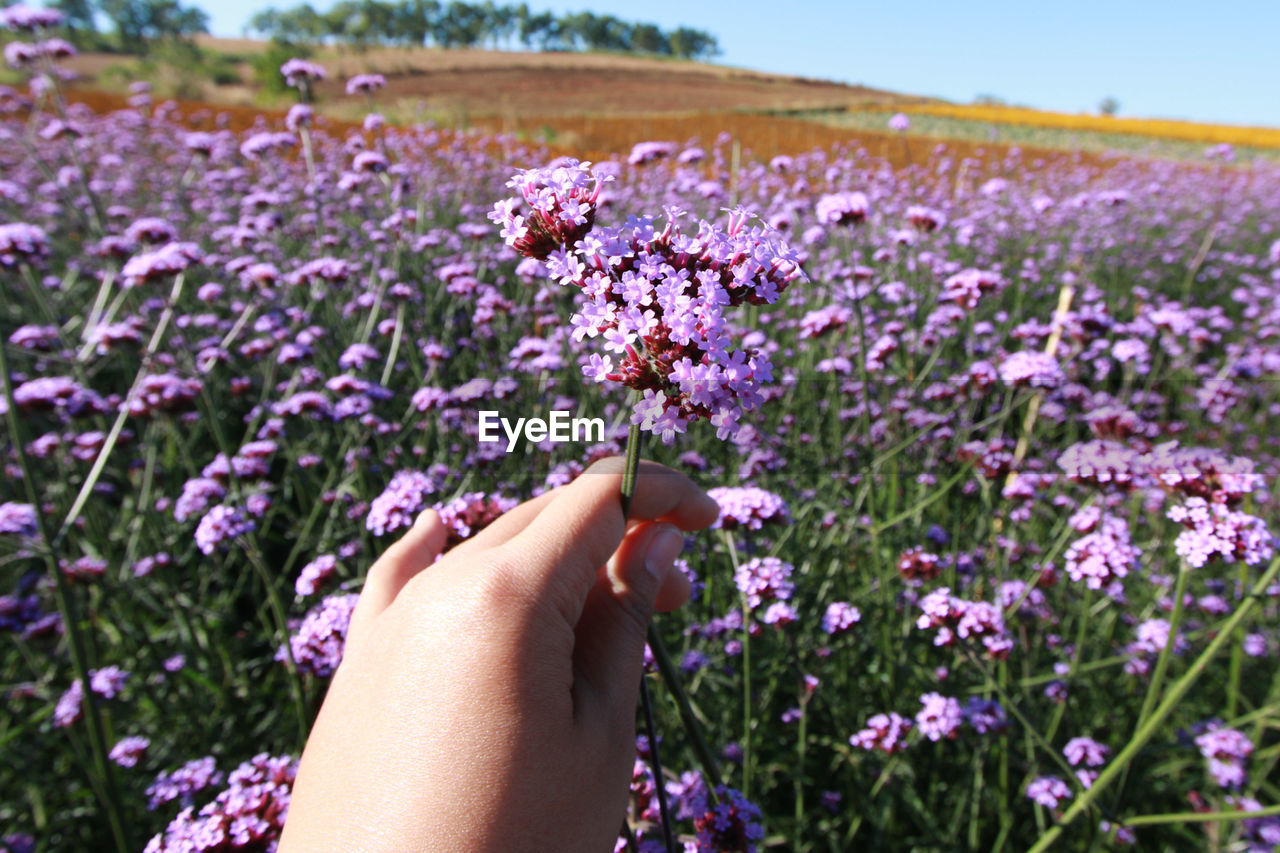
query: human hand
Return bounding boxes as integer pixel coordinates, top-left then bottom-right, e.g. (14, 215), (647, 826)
(279, 458), (720, 852)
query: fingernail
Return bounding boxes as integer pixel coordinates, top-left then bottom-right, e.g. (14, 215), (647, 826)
(645, 524), (684, 582)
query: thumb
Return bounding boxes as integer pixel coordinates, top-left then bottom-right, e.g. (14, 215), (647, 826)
(573, 522), (690, 715)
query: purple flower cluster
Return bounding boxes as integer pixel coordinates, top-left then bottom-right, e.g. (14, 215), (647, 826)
(916, 587), (1013, 659)
(125, 373), (203, 417)
(688, 785), (765, 853)
(999, 350), (1065, 389)
(707, 486), (789, 530)
(850, 712), (913, 754)
(345, 73), (386, 95)
(821, 601), (861, 635)
(1167, 498), (1274, 569)
(143, 754), (296, 852)
(146, 756), (222, 810)
(815, 191), (870, 226)
(1026, 776), (1072, 809)
(0, 502), (37, 537)
(1063, 513), (1142, 589)
(1195, 724), (1252, 788)
(434, 490), (518, 547)
(915, 693), (963, 742)
(734, 557), (794, 610)
(366, 470), (438, 536)
(0, 222), (50, 267)
(279, 58), (327, 88)
(194, 505), (255, 555)
(295, 554), (338, 596)
(109, 735), (151, 768)
(277, 593), (359, 677)
(491, 160), (803, 442)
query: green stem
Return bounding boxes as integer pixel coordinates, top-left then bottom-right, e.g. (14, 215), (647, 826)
(1133, 561), (1191, 734)
(1124, 804), (1280, 827)
(647, 624), (722, 791)
(0, 342), (130, 853)
(1028, 554), (1280, 852)
(620, 420), (642, 519)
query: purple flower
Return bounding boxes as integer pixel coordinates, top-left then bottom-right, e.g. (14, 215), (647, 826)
(89, 665), (129, 699)
(280, 58), (327, 87)
(963, 698), (1008, 735)
(1195, 725), (1252, 789)
(850, 712), (913, 754)
(0, 502), (37, 537)
(0, 222), (50, 267)
(296, 554), (338, 596)
(815, 191), (870, 226)
(821, 601), (861, 635)
(278, 593), (359, 677)
(688, 785), (765, 853)
(734, 557), (794, 609)
(346, 73), (386, 95)
(53, 679), (84, 728)
(1064, 514), (1141, 589)
(708, 486), (789, 530)
(1167, 498), (1273, 568)
(999, 350), (1065, 389)
(915, 692), (963, 741)
(146, 756), (222, 810)
(1027, 776), (1072, 809)
(144, 754), (296, 851)
(888, 112), (910, 132)
(1064, 736), (1111, 767)
(194, 505), (255, 555)
(366, 471), (438, 537)
(1, 5), (65, 31)
(434, 491), (518, 547)
(109, 735), (151, 768)
(120, 242), (202, 287)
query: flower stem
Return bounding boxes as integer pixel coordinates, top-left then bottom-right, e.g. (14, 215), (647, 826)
(0, 341), (130, 853)
(647, 623), (722, 793)
(620, 418), (675, 851)
(640, 675), (676, 853)
(1027, 553), (1280, 852)
(620, 420), (642, 519)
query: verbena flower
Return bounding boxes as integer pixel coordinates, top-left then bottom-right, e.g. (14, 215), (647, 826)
(143, 754), (296, 852)
(1195, 724), (1252, 789)
(278, 593), (359, 677)
(688, 785), (765, 852)
(346, 73), (386, 95)
(915, 693), (963, 741)
(279, 58), (327, 88)
(707, 486), (789, 530)
(734, 557), (794, 609)
(367, 471), (438, 537)
(0, 502), (37, 537)
(492, 161), (803, 443)
(109, 735), (150, 768)
(146, 756), (222, 810)
(850, 712), (913, 754)
(0, 222), (50, 266)
(1026, 776), (1072, 809)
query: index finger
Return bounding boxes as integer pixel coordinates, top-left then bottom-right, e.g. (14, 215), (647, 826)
(497, 457), (718, 622)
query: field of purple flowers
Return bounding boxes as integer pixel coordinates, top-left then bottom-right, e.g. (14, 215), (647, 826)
(4, 13), (1280, 852)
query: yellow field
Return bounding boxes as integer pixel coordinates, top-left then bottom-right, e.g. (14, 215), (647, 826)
(866, 102), (1280, 150)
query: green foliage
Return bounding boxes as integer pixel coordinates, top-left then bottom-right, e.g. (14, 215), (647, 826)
(98, 0), (210, 53)
(243, 0), (720, 59)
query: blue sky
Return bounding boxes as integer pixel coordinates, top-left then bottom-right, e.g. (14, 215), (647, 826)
(198, 0), (1280, 127)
